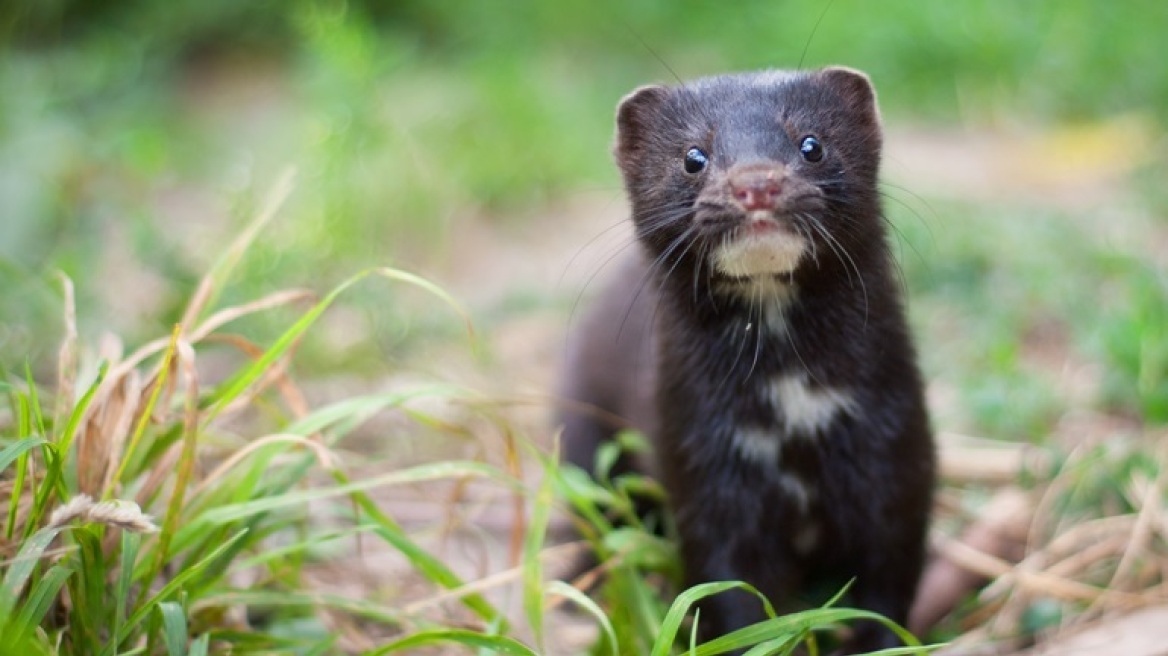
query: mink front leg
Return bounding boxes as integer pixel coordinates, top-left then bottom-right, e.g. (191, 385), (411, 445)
(836, 516), (929, 653)
(674, 482), (803, 645)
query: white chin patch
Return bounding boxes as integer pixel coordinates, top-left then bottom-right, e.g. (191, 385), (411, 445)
(712, 231), (806, 278)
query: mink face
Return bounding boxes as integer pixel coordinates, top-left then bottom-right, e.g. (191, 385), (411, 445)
(614, 68), (886, 303)
(559, 67), (934, 654)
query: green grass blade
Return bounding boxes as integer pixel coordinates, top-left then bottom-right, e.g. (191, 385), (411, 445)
(114, 328), (179, 491)
(652, 581), (775, 656)
(158, 601), (188, 656)
(522, 461), (555, 650)
(13, 388), (31, 443)
(203, 424), (504, 626)
(67, 527), (105, 651)
(545, 580), (618, 656)
(232, 524), (375, 571)
(114, 531), (142, 641)
(203, 275), (360, 423)
(23, 444), (63, 540)
(0, 526), (65, 632)
(693, 608), (925, 656)
(371, 267), (474, 341)
(363, 629), (536, 656)
(148, 346), (202, 597)
(283, 385), (468, 441)
(189, 634), (210, 656)
(179, 167), (295, 330)
(861, 646), (948, 655)
(22, 363), (47, 443)
(195, 589), (401, 624)
(741, 637), (797, 656)
(4, 446), (31, 541)
(0, 437), (46, 473)
(206, 266), (472, 424)
(1, 562), (73, 648)
(106, 529), (249, 656)
(55, 361), (106, 457)
(333, 468), (504, 625)
(195, 460), (511, 526)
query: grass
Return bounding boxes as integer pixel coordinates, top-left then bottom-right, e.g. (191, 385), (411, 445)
(2, 1), (1168, 653)
(0, 175), (938, 654)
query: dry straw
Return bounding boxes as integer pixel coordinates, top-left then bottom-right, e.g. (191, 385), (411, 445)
(47, 494), (159, 534)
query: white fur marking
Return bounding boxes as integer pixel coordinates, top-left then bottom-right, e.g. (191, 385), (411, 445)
(714, 278), (797, 333)
(712, 230), (806, 279)
(771, 375), (858, 435)
(777, 471), (814, 512)
(731, 426), (781, 463)
(761, 293), (793, 335)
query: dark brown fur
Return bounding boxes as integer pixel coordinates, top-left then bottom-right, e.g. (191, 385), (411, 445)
(560, 67), (934, 653)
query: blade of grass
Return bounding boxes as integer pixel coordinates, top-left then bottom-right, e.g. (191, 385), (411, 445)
(205, 266), (472, 425)
(652, 581), (776, 656)
(195, 460), (513, 526)
(371, 267), (474, 342)
(363, 629), (537, 656)
(232, 524), (376, 571)
(23, 363), (47, 441)
(23, 444), (63, 540)
(159, 601), (188, 656)
(1, 562), (73, 649)
(53, 272), (78, 435)
(179, 167), (296, 331)
(859, 639), (948, 648)
(7, 436), (33, 542)
(146, 338), (201, 596)
(67, 526), (105, 651)
(694, 608), (925, 656)
(193, 590), (401, 624)
(189, 634), (209, 656)
(742, 636), (797, 656)
(113, 327), (179, 491)
(0, 526), (65, 632)
(545, 580), (618, 656)
(187, 289), (315, 344)
(282, 385), (467, 442)
(114, 531), (142, 643)
(0, 437), (47, 472)
(522, 454), (555, 650)
(55, 360), (106, 457)
(105, 529), (249, 656)
(332, 467), (505, 625)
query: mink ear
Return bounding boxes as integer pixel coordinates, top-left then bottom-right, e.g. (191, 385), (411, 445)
(614, 85), (670, 167)
(817, 66), (881, 129)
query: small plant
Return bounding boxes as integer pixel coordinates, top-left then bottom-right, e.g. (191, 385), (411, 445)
(1, 171), (934, 655)
(0, 172), (521, 654)
(1094, 257), (1168, 424)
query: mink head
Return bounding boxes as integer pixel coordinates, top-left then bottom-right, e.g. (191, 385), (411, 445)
(613, 67), (886, 295)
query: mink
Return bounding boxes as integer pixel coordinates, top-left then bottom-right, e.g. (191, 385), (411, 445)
(559, 67), (935, 653)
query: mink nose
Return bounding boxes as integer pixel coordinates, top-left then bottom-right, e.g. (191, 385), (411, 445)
(728, 167), (783, 211)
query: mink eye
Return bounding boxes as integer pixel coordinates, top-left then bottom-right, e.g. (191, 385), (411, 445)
(799, 136), (824, 163)
(683, 147), (709, 174)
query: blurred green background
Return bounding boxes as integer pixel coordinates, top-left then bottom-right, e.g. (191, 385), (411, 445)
(1, 0), (1165, 439)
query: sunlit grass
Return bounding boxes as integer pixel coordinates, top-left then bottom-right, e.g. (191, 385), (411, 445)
(2, 2), (1167, 652)
(0, 172), (939, 654)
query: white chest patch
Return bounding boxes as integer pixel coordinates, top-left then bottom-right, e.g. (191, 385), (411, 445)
(711, 227), (806, 279)
(731, 426), (781, 463)
(771, 374), (858, 435)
